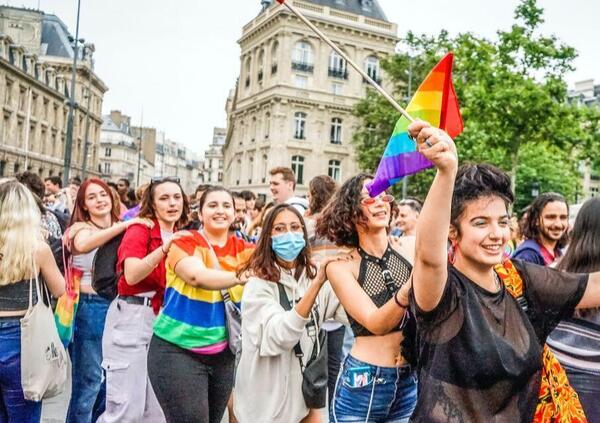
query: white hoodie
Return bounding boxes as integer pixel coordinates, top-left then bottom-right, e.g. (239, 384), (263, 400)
(234, 268), (347, 423)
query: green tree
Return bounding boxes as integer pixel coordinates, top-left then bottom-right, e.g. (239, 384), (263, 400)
(353, 0), (587, 206)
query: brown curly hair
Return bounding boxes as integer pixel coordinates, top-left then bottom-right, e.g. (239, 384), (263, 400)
(238, 204), (316, 283)
(316, 173), (379, 248)
(307, 175), (338, 216)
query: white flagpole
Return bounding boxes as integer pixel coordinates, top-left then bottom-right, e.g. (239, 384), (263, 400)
(276, 0), (414, 123)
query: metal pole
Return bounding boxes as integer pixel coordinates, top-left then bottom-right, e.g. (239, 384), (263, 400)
(275, 0), (414, 122)
(62, 0), (82, 186)
(136, 109), (143, 186)
(23, 87), (32, 169)
(401, 56), (413, 199)
(81, 66), (92, 179)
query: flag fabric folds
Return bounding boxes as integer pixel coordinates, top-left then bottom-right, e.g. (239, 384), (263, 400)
(367, 53), (464, 197)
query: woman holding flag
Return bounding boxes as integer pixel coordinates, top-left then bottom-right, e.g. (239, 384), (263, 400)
(316, 174), (417, 423)
(407, 120), (600, 422)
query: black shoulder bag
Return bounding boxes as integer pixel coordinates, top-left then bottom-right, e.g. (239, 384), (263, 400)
(277, 283), (328, 409)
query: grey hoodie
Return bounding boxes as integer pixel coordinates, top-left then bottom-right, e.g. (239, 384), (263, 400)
(234, 268), (347, 423)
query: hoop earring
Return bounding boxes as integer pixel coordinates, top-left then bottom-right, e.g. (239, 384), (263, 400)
(448, 241), (457, 265)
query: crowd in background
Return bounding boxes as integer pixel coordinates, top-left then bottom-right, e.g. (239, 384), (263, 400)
(1, 123), (600, 423)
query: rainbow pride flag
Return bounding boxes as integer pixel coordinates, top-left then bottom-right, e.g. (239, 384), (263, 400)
(367, 53), (463, 197)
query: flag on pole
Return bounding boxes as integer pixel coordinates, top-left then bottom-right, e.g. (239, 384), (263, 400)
(367, 53), (463, 197)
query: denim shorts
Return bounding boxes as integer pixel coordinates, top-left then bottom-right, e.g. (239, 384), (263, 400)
(330, 354), (417, 423)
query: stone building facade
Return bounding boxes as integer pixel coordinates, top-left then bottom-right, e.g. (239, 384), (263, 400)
(99, 110), (140, 183)
(0, 6), (107, 179)
(223, 0), (398, 197)
(202, 127), (225, 184)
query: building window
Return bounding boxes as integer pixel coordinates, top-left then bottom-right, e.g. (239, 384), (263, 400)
(293, 112), (306, 140)
(0, 160), (5, 177)
(328, 159), (341, 182)
(332, 83), (343, 96)
(236, 159), (242, 185)
(257, 49), (265, 83)
(294, 75), (308, 89)
(218, 172), (223, 182)
(105, 147), (112, 157)
(103, 162), (111, 174)
(365, 56), (381, 83)
(328, 51), (348, 79)
(262, 154), (268, 183)
(330, 118), (343, 144)
(291, 155), (305, 185)
(292, 41), (314, 73)
(245, 57), (252, 90)
(248, 156), (254, 184)
(265, 112), (271, 139)
(271, 41), (279, 75)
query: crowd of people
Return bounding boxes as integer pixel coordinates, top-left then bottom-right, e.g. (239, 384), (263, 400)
(1, 122), (600, 423)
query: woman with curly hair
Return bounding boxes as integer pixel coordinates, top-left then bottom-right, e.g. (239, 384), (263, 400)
(316, 173), (416, 423)
(407, 120), (600, 421)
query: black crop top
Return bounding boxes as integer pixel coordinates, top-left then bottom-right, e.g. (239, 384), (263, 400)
(0, 278), (41, 312)
(348, 244), (412, 337)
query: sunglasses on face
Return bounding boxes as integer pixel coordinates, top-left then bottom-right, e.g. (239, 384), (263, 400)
(150, 176), (180, 185)
(360, 194), (394, 206)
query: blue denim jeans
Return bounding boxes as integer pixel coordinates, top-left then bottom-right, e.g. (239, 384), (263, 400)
(330, 354), (417, 423)
(0, 318), (42, 423)
(66, 294), (110, 423)
(564, 366), (600, 422)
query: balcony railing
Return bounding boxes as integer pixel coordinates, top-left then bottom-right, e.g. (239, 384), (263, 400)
(292, 61), (314, 73)
(363, 74), (382, 85)
(328, 68), (348, 80)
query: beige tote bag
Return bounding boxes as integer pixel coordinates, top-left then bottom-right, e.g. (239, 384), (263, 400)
(20, 268), (69, 401)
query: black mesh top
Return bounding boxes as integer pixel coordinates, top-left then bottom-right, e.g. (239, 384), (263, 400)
(409, 260), (588, 422)
(349, 244), (412, 337)
(0, 278), (40, 312)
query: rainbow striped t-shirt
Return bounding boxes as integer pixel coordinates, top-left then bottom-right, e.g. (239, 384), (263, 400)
(153, 232), (254, 354)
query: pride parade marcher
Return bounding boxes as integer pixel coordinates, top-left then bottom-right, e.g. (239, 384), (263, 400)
(547, 198), (600, 421)
(407, 120), (600, 422)
(98, 177), (189, 422)
(65, 178), (150, 423)
(0, 180), (65, 423)
(234, 203), (348, 423)
(513, 192), (569, 266)
(317, 174), (417, 423)
(147, 186), (253, 423)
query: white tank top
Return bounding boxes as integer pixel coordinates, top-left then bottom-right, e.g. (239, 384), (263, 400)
(71, 248), (98, 286)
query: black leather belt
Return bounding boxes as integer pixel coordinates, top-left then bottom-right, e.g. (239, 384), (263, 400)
(118, 295), (152, 307)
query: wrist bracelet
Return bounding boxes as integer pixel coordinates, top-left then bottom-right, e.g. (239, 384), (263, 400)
(394, 290), (408, 308)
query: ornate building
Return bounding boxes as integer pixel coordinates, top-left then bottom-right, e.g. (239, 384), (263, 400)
(223, 0), (398, 196)
(202, 127), (226, 184)
(0, 6), (107, 179)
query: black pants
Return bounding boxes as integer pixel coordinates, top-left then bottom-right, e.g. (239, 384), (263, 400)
(327, 325), (346, 409)
(147, 335), (235, 423)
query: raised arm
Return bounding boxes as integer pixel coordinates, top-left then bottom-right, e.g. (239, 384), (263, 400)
(577, 272), (600, 309)
(326, 259), (409, 335)
(72, 217), (150, 253)
(409, 121), (458, 312)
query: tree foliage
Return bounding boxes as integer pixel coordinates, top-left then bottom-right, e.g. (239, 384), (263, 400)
(352, 0), (596, 208)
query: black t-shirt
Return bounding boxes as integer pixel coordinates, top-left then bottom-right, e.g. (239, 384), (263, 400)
(409, 260), (588, 422)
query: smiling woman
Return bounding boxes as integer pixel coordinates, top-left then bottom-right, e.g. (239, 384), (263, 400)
(65, 178), (148, 423)
(407, 120), (600, 422)
(147, 185), (255, 423)
(98, 178), (189, 423)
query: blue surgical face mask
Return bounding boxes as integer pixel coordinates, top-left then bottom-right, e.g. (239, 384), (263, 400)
(271, 232), (306, 262)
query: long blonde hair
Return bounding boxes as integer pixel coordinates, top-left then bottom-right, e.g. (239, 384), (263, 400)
(0, 180), (43, 286)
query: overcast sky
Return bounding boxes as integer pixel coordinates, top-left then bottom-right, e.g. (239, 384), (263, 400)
(4, 0), (599, 154)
